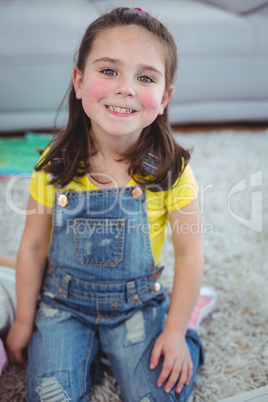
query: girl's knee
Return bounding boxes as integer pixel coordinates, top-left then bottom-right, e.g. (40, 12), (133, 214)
(186, 328), (205, 369)
(27, 371), (73, 401)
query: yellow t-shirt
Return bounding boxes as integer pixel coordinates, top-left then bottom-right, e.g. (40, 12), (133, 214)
(29, 154), (198, 265)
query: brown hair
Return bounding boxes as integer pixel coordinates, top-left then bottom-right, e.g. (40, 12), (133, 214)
(36, 7), (190, 190)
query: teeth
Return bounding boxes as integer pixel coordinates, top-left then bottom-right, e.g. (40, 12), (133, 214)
(107, 106), (134, 113)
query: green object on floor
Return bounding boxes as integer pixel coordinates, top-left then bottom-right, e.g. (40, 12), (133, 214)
(0, 132), (53, 175)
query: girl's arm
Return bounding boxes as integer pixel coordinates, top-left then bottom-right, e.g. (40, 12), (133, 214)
(150, 199), (204, 394)
(6, 196), (53, 364)
(165, 198), (204, 333)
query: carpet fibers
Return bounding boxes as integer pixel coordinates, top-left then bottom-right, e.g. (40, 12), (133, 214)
(0, 130), (267, 401)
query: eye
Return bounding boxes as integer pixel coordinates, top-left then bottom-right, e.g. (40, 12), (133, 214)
(101, 69), (117, 77)
(138, 75), (154, 83)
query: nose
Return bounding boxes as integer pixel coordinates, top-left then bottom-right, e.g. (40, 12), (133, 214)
(114, 75), (135, 97)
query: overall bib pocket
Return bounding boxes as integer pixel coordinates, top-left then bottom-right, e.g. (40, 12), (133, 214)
(74, 218), (125, 267)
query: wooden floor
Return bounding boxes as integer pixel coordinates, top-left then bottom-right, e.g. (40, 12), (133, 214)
(172, 122), (268, 134)
(1, 122), (268, 138)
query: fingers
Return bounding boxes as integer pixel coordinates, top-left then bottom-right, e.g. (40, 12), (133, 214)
(150, 334), (194, 394)
(150, 341), (162, 370)
(175, 359), (193, 394)
(156, 356), (193, 394)
(165, 359), (182, 393)
(158, 356), (178, 391)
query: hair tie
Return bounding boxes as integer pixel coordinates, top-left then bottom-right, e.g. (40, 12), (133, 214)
(134, 7), (145, 13)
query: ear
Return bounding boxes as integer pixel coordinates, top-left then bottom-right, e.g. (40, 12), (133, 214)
(73, 67), (83, 99)
(159, 87), (173, 115)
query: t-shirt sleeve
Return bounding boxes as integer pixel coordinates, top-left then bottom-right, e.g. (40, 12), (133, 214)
(165, 164), (199, 211)
(29, 150), (56, 208)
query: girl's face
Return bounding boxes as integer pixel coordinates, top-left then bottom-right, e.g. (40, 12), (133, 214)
(73, 25), (173, 143)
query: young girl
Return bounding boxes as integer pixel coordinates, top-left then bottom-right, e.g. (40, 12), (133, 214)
(6, 7), (209, 401)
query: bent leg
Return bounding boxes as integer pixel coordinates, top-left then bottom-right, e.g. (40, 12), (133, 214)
(27, 303), (99, 401)
(100, 299), (204, 402)
(175, 328), (204, 401)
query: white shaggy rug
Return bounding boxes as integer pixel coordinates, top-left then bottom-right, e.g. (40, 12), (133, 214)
(0, 130), (267, 401)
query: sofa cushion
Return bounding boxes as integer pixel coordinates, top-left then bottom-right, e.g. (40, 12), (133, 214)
(0, 0), (99, 57)
(93, 0), (268, 14)
(193, 0), (268, 14)
(1, 0), (268, 129)
(0, 0), (100, 113)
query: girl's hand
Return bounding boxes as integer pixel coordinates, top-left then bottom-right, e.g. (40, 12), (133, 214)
(6, 320), (33, 365)
(150, 329), (193, 394)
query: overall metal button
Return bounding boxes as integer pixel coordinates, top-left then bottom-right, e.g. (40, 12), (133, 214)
(154, 282), (161, 292)
(132, 186), (142, 198)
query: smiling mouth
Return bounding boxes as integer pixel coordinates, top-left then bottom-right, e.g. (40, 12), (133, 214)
(106, 105), (135, 114)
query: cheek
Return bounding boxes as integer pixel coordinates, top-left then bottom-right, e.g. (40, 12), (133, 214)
(141, 90), (162, 113)
(83, 79), (110, 100)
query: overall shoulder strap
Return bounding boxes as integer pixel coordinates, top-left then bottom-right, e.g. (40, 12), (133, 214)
(142, 152), (161, 176)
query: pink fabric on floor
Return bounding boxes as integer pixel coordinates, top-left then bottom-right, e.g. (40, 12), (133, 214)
(167, 288), (218, 330)
(188, 294), (218, 330)
(0, 338), (8, 375)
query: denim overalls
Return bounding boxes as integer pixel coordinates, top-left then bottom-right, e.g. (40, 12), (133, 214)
(27, 155), (204, 401)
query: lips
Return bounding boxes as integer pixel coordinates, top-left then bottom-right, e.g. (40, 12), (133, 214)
(106, 105), (135, 114)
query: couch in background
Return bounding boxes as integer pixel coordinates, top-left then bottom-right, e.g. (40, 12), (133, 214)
(0, 0), (268, 132)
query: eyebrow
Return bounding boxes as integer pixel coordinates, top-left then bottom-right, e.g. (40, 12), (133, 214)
(93, 57), (163, 77)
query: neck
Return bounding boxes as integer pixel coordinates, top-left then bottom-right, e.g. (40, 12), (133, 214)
(88, 128), (136, 188)
(89, 128), (141, 159)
